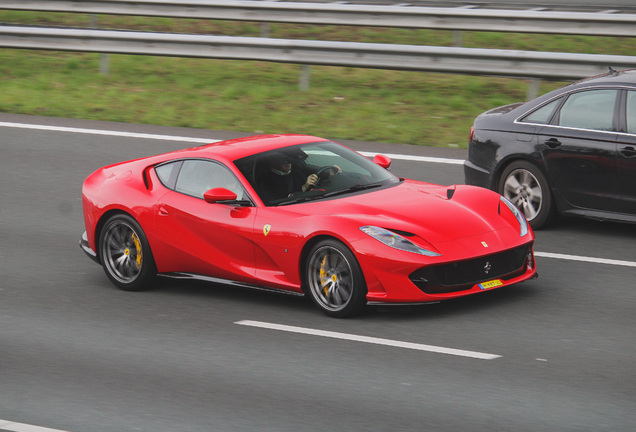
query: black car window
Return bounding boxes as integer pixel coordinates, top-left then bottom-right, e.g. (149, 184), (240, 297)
(175, 159), (245, 200)
(521, 97), (562, 124)
(626, 91), (636, 134)
(557, 89), (618, 131)
(155, 160), (182, 190)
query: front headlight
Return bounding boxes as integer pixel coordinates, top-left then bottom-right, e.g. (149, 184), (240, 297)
(360, 226), (441, 256)
(500, 196), (529, 236)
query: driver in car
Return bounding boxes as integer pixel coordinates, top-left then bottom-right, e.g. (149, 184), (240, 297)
(258, 153), (319, 203)
(258, 151), (342, 204)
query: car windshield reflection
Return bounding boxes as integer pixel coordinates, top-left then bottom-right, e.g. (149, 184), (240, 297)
(234, 141), (400, 206)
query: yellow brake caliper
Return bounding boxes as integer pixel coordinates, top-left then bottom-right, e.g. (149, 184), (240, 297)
(131, 233), (143, 270)
(319, 256), (337, 297)
(319, 256), (329, 296)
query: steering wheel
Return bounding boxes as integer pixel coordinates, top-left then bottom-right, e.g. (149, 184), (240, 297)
(299, 166), (339, 192)
(316, 165), (338, 181)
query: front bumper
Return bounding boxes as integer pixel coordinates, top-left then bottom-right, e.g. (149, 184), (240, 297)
(80, 231), (100, 264)
(353, 229), (537, 304)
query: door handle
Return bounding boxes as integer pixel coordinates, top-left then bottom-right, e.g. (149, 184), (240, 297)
(545, 138), (561, 148)
(158, 206), (169, 216)
(619, 146), (636, 158)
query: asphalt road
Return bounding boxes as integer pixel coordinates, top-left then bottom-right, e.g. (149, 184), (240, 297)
(1, 114), (634, 432)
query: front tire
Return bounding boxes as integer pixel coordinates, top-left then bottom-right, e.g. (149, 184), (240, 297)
(498, 160), (554, 229)
(99, 214), (156, 291)
(304, 239), (367, 318)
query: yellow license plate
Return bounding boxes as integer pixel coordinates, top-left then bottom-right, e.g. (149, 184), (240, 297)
(478, 279), (503, 290)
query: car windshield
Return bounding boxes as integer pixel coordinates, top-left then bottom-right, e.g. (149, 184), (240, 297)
(234, 141), (400, 206)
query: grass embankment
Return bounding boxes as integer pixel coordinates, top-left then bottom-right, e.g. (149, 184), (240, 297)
(1, 11), (634, 147)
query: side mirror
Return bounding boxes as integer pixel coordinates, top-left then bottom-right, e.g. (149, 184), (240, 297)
(203, 187), (238, 203)
(373, 154), (392, 170)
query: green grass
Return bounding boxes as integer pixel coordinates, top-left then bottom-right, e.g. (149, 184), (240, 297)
(1, 11), (634, 147)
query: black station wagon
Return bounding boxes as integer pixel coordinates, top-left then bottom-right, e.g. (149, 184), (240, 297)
(465, 68), (636, 229)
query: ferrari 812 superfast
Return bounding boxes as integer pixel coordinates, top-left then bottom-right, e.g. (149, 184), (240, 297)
(81, 134), (537, 317)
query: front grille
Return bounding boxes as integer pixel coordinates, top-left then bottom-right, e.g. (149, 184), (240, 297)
(409, 244), (531, 294)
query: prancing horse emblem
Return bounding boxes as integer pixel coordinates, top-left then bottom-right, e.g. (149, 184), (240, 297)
(483, 261), (492, 274)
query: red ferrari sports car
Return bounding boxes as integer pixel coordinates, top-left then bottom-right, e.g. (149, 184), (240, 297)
(80, 134), (537, 317)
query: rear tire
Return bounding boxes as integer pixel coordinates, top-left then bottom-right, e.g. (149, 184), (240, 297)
(99, 214), (156, 291)
(304, 239), (367, 318)
(498, 160), (554, 229)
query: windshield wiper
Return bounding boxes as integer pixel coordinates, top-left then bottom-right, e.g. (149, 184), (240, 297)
(277, 182), (385, 205)
(322, 182), (384, 198)
(277, 195), (320, 206)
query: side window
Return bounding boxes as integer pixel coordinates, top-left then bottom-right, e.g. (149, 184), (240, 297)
(626, 91), (636, 134)
(557, 89), (618, 131)
(520, 97), (562, 124)
(155, 161), (182, 190)
(175, 160), (245, 200)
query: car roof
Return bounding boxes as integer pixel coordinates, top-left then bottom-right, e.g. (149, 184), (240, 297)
(501, 68), (636, 118)
(571, 68), (636, 88)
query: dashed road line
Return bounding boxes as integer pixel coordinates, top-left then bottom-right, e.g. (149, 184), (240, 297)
(235, 320), (501, 360)
(0, 419), (70, 432)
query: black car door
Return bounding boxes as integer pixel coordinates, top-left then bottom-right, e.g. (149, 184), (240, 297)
(616, 89), (636, 215)
(539, 88), (621, 213)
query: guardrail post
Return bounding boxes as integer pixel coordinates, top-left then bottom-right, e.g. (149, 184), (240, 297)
(260, 23), (271, 38)
(99, 51), (110, 76)
(452, 31), (462, 47)
(90, 14), (109, 76)
(299, 65), (311, 91)
(527, 78), (541, 100)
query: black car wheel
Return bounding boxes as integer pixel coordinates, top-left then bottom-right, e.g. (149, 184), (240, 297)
(99, 214), (156, 291)
(305, 239), (367, 318)
(498, 160), (554, 229)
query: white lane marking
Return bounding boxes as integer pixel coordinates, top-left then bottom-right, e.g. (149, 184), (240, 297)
(0, 419), (70, 432)
(0, 121), (217, 144)
(0, 121), (465, 164)
(534, 251), (636, 268)
(235, 320), (501, 360)
(359, 151), (465, 165)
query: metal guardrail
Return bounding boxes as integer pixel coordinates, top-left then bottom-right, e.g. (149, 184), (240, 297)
(1, 0), (636, 37)
(268, 0), (636, 13)
(1, 1), (635, 96)
(1, 26), (635, 81)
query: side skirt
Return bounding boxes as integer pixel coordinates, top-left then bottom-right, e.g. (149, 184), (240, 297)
(159, 272), (306, 297)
